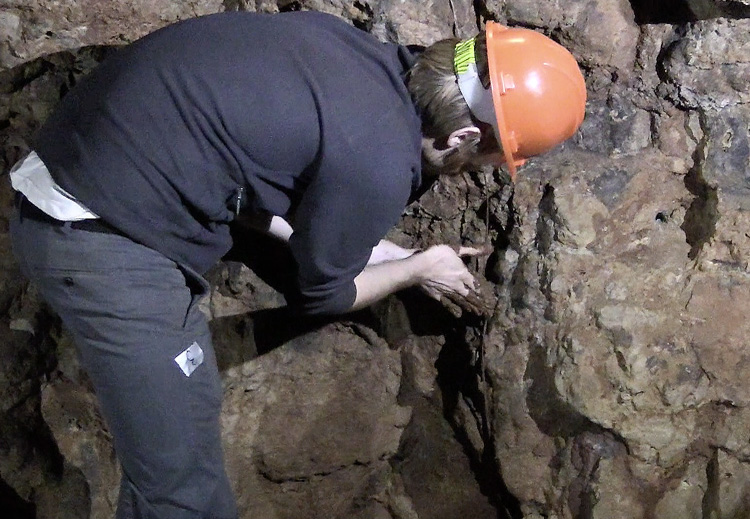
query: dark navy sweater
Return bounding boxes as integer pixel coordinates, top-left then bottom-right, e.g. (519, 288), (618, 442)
(34, 11), (422, 315)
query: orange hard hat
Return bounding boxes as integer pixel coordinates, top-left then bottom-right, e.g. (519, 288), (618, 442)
(455, 22), (587, 179)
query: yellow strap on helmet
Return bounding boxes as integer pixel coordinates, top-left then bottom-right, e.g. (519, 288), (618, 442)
(454, 37), (476, 75)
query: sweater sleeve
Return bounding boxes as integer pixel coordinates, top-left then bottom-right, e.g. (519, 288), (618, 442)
(288, 151), (413, 315)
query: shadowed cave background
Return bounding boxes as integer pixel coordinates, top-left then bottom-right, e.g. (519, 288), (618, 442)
(1, 0), (750, 518)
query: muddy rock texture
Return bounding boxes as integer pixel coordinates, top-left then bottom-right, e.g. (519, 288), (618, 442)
(1, 0), (750, 518)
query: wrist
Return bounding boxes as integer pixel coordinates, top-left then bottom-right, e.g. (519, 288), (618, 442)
(401, 250), (430, 285)
(367, 239), (418, 265)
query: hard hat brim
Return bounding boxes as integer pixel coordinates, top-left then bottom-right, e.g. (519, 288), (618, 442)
(486, 21), (522, 181)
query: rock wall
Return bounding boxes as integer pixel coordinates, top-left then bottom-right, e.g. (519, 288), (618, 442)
(1, 1), (750, 518)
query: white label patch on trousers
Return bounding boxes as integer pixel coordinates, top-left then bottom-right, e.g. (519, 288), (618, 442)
(175, 342), (204, 377)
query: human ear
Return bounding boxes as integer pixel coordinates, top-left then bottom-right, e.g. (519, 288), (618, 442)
(446, 126), (482, 148)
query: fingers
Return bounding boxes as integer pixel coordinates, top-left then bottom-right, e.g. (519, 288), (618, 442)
(456, 244), (493, 257)
(421, 274), (475, 299)
(420, 284), (444, 301)
(428, 243), (491, 258)
(422, 282), (490, 317)
(460, 271), (476, 291)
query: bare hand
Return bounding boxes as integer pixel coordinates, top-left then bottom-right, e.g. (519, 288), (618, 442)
(417, 245), (487, 301)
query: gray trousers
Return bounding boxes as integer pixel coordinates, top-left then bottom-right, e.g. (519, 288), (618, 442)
(10, 198), (237, 519)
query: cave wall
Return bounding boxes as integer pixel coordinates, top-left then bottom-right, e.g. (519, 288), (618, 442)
(1, 1), (750, 518)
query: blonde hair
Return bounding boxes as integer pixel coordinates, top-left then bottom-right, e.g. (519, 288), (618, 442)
(406, 38), (474, 139)
(406, 33), (498, 176)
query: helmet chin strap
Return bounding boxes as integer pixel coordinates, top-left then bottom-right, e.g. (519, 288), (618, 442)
(454, 38), (502, 150)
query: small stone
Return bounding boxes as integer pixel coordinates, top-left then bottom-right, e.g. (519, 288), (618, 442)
(0, 11), (22, 42)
